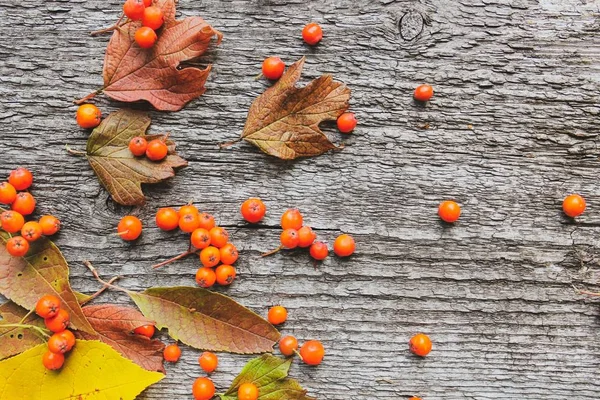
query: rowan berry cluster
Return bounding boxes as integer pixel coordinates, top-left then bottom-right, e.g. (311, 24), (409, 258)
(35, 295), (75, 370)
(122, 0), (164, 49)
(0, 168), (61, 257)
(129, 135), (170, 162)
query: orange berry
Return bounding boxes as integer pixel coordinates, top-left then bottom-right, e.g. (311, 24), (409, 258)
(333, 234), (355, 257)
(142, 0), (151, 5)
(35, 295), (61, 319)
(163, 343), (181, 362)
(198, 213), (216, 230)
(195, 267), (216, 288)
(297, 226), (316, 248)
(42, 351), (65, 370)
(135, 26), (158, 49)
(409, 333), (432, 357)
(302, 22), (323, 45)
(179, 204), (199, 217)
(155, 207), (179, 231)
(238, 382), (259, 400)
(44, 309), (70, 333)
(21, 221), (42, 242)
(192, 377), (215, 400)
(8, 168), (33, 191)
(142, 6), (164, 30)
(58, 329), (76, 351)
(409, 397), (422, 400)
(0, 211), (25, 233)
(76, 104), (101, 129)
(438, 200), (461, 223)
(199, 246), (220, 268)
(300, 340), (325, 365)
(11, 192), (36, 215)
(129, 137), (148, 156)
(280, 208), (303, 230)
(219, 243), (238, 265)
(179, 212), (201, 233)
(280, 229), (299, 249)
(337, 112), (357, 133)
(309, 241), (328, 261)
(198, 351), (218, 373)
(123, 0), (145, 20)
(146, 138), (168, 161)
(279, 335), (298, 357)
(191, 228), (211, 249)
(414, 84), (434, 102)
(209, 226), (229, 248)
(0, 182), (17, 204)
(215, 264), (236, 286)
(39, 215), (61, 236)
(133, 325), (155, 338)
(48, 332), (70, 354)
(267, 305), (287, 325)
(563, 194), (586, 218)
(6, 236), (29, 257)
(117, 216), (143, 241)
(262, 57), (285, 80)
(241, 198), (266, 223)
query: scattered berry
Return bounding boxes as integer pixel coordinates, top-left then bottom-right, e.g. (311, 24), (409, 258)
(280, 229), (299, 249)
(238, 382), (259, 400)
(219, 243), (238, 265)
(58, 329), (76, 351)
(6, 236), (29, 257)
(179, 212), (201, 233)
(44, 309), (70, 333)
(123, 0), (145, 21)
(0, 211), (25, 233)
(133, 325), (155, 338)
(76, 104), (102, 129)
(192, 377), (215, 400)
(300, 340), (325, 366)
(155, 207), (180, 231)
(35, 295), (61, 319)
(21, 221), (42, 242)
(262, 57), (285, 80)
(215, 264), (236, 285)
(241, 198), (266, 223)
(563, 194), (586, 218)
(11, 192), (36, 215)
(209, 226), (229, 248)
(409, 397), (422, 400)
(0, 182), (17, 204)
(279, 335), (298, 357)
(309, 241), (328, 261)
(142, 6), (164, 30)
(297, 226), (316, 248)
(198, 213), (216, 230)
(333, 234), (355, 257)
(48, 332), (70, 354)
(409, 333), (432, 357)
(337, 112), (357, 133)
(117, 215), (143, 241)
(199, 246), (220, 268)
(267, 305), (287, 325)
(8, 167), (33, 191)
(438, 200), (461, 223)
(191, 228), (211, 249)
(414, 84), (433, 102)
(163, 343), (181, 362)
(38, 215), (61, 236)
(135, 26), (158, 49)
(129, 137), (148, 156)
(195, 267), (216, 288)
(280, 209), (303, 230)
(302, 22), (323, 45)
(198, 351), (218, 373)
(146, 138), (168, 161)
(42, 350), (65, 370)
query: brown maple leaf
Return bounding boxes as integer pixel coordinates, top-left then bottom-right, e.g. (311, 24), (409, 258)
(85, 108), (187, 206)
(240, 57), (351, 159)
(80, 0), (222, 111)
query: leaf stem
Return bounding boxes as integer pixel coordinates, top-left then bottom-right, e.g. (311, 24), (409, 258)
(1, 323), (51, 338)
(90, 13), (126, 36)
(219, 139), (242, 149)
(84, 261), (130, 294)
(74, 89), (104, 105)
(152, 250), (196, 269)
(18, 308), (35, 324)
(80, 275), (121, 306)
(261, 245), (283, 257)
(577, 289), (600, 297)
(65, 144), (87, 157)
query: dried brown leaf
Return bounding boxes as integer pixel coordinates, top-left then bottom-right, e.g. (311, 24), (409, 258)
(0, 301), (46, 360)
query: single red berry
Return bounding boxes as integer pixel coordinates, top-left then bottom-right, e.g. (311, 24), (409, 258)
(11, 192), (36, 215)
(267, 305), (287, 325)
(302, 22), (323, 45)
(146, 138), (168, 161)
(309, 241), (328, 261)
(219, 243), (238, 265)
(123, 0), (145, 21)
(280, 229), (299, 249)
(21, 221), (42, 242)
(209, 226), (229, 248)
(280, 208), (303, 230)
(262, 57), (285, 80)
(300, 340), (325, 365)
(438, 200), (461, 223)
(215, 264), (236, 285)
(179, 212), (201, 233)
(129, 136), (148, 156)
(414, 84), (434, 102)
(240, 198), (266, 223)
(135, 26), (158, 49)
(199, 246), (220, 268)
(39, 215), (61, 236)
(198, 213), (216, 230)
(192, 377), (215, 400)
(8, 167), (33, 191)
(195, 267), (217, 288)
(198, 351), (218, 373)
(155, 207), (180, 231)
(0, 182), (17, 204)
(76, 104), (101, 129)
(279, 335), (298, 357)
(42, 351), (65, 370)
(163, 343), (181, 362)
(58, 329), (76, 351)
(409, 333), (432, 357)
(35, 295), (61, 319)
(48, 332), (70, 354)
(191, 228), (211, 249)
(0, 211), (25, 233)
(117, 215), (143, 241)
(238, 382), (259, 400)
(143, 0), (152, 5)
(297, 226), (316, 248)
(337, 112), (357, 133)
(6, 236), (29, 257)
(44, 309), (70, 333)
(333, 234), (355, 257)
(142, 6), (164, 30)
(563, 194), (586, 218)
(133, 325), (155, 338)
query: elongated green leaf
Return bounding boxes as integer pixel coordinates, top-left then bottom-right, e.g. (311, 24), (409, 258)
(128, 286), (280, 354)
(0, 301), (46, 360)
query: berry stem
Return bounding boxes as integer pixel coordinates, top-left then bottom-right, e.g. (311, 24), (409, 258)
(577, 289), (600, 297)
(65, 144), (88, 157)
(294, 349), (303, 361)
(90, 13), (126, 36)
(254, 72), (264, 81)
(74, 89), (104, 105)
(219, 139), (242, 149)
(80, 275), (121, 306)
(1, 323), (51, 338)
(152, 249), (196, 269)
(84, 261), (131, 294)
(18, 308), (35, 324)
(261, 245), (283, 257)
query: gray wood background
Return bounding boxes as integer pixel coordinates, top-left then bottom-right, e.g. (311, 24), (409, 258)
(1, 0), (600, 399)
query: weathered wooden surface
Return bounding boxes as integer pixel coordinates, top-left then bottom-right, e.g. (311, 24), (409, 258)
(1, 0), (600, 399)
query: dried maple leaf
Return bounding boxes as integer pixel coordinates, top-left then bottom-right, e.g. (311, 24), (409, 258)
(85, 108), (187, 206)
(80, 0), (222, 111)
(240, 57), (351, 159)
(76, 304), (165, 373)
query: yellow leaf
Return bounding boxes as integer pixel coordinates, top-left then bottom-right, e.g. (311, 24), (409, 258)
(0, 340), (164, 400)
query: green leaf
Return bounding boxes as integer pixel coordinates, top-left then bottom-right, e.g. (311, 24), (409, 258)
(0, 301), (46, 361)
(128, 286), (280, 354)
(219, 354), (315, 400)
(0, 233), (95, 334)
(0, 340), (164, 400)
(86, 109), (188, 206)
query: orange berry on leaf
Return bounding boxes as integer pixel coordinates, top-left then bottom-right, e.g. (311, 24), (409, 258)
(6, 236), (29, 257)
(337, 112), (357, 133)
(21, 221), (42, 242)
(133, 325), (155, 338)
(192, 377), (215, 400)
(198, 351), (218, 373)
(333, 234), (355, 257)
(241, 198), (266, 223)
(279, 335), (298, 356)
(76, 104), (101, 129)
(215, 264), (236, 285)
(142, 0), (151, 6)
(8, 167), (33, 191)
(11, 192), (36, 215)
(135, 26), (158, 49)
(35, 295), (61, 319)
(267, 305), (287, 325)
(42, 351), (65, 370)
(414, 84), (434, 102)
(47, 332), (70, 354)
(0, 182), (17, 204)
(409, 333), (432, 357)
(142, 6), (164, 30)
(438, 200), (461, 223)
(563, 194), (586, 218)
(117, 216), (143, 241)
(39, 215), (61, 236)
(300, 340), (325, 365)
(44, 309), (70, 333)
(302, 22), (323, 45)
(262, 57), (285, 80)
(58, 329), (76, 351)
(123, 0), (145, 21)
(163, 343), (181, 362)
(129, 136), (148, 156)
(238, 382), (259, 400)
(146, 138), (168, 161)
(155, 207), (179, 231)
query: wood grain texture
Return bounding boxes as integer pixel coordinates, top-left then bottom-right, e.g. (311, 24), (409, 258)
(1, 0), (600, 399)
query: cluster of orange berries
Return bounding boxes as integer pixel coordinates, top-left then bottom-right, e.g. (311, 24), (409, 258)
(122, 0), (164, 49)
(34, 295), (75, 370)
(0, 168), (61, 257)
(128, 135), (170, 162)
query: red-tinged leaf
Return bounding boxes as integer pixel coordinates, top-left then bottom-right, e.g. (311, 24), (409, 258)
(241, 57), (351, 159)
(85, 109), (187, 206)
(75, 304), (165, 373)
(100, 0), (222, 111)
(0, 233), (95, 334)
(0, 301), (46, 360)
(127, 286), (280, 354)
